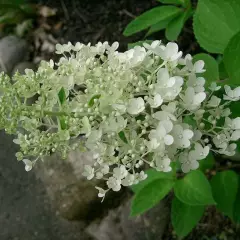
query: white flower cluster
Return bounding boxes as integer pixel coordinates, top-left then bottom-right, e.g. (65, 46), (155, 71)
(0, 40), (239, 199)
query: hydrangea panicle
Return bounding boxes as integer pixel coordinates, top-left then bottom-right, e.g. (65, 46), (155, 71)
(0, 40), (239, 199)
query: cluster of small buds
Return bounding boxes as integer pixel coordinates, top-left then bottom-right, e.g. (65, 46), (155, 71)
(0, 40), (240, 200)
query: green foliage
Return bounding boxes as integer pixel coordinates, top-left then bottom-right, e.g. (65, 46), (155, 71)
(199, 152), (215, 172)
(123, 6), (182, 36)
(131, 178), (174, 216)
(58, 87), (67, 130)
(165, 7), (193, 41)
(131, 168), (175, 193)
(193, 53), (219, 84)
(193, 0), (240, 53)
(174, 170), (215, 206)
(171, 197), (205, 238)
(233, 176), (240, 223)
(223, 31), (240, 85)
(118, 131), (128, 143)
(211, 170), (238, 218)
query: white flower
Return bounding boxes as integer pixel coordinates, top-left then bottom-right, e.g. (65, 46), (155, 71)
(23, 159), (33, 172)
(193, 143), (210, 160)
(171, 125), (194, 148)
(231, 130), (240, 141)
(187, 75), (205, 93)
(82, 116), (91, 137)
(122, 173), (135, 186)
(180, 151), (199, 173)
(107, 177), (121, 191)
(158, 42), (182, 62)
(182, 87), (206, 110)
(223, 86), (240, 101)
(95, 186), (107, 199)
(186, 59), (205, 73)
(113, 165), (128, 179)
(178, 54), (192, 65)
(225, 117), (240, 130)
(219, 143), (237, 156)
(207, 96), (221, 107)
(147, 93), (163, 108)
(213, 134), (229, 149)
(143, 40), (161, 54)
(157, 68), (176, 88)
(146, 138), (160, 150)
(82, 165), (94, 180)
(149, 120), (174, 145)
(101, 164), (110, 174)
(209, 82), (221, 91)
(127, 97), (145, 115)
(156, 157), (172, 172)
(112, 103), (126, 114)
(192, 130), (202, 141)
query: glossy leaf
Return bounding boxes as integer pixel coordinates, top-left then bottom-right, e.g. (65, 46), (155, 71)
(171, 197), (205, 238)
(123, 6), (182, 36)
(174, 170), (215, 206)
(211, 170), (238, 218)
(193, 0), (240, 53)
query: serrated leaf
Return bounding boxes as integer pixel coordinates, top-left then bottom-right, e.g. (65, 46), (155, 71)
(131, 178), (174, 216)
(171, 197), (205, 238)
(199, 152), (215, 172)
(174, 170), (215, 206)
(223, 31), (240, 85)
(128, 40), (153, 49)
(211, 170), (238, 218)
(193, 0), (240, 53)
(165, 7), (193, 41)
(123, 6), (182, 36)
(193, 53), (219, 84)
(131, 168), (175, 193)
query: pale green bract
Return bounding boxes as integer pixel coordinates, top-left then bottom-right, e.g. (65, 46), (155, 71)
(0, 40), (240, 199)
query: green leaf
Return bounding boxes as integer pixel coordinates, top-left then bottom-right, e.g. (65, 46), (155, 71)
(223, 31), (240, 85)
(145, 18), (172, 37)
(171, 197), (205, 238)
(193, 0), (240, 53)
(58, 87), (66, 105)
(199, 153), (215, 172)
(218, 60), (229, 80)
(165, 7), (193, 41)
(211, 170), (238, 218)
(229, 101), (240, 118)
(193, 53), (219, 83)
(118, 131), (128, 143)
(131, 178), (174, 216)
(123, 6), (182, 36)
(233, 176), (240, 223)
(132, 168), (175, 193)
(88, 94), (101, 107)
(174, 170), (215, 206)
(128, 40), (153, 49)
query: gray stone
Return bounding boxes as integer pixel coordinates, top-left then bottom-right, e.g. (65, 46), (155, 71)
(0, 36), (28, 74)
(35, 150), (125, 221)
(12, 61), (36, 75)
(87, 197), (170, 240)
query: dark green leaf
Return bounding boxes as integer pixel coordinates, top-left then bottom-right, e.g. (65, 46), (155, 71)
(174, 170), (215, 206)
(233, 176), (240, 223)
(58, 87), (67, 130)
(218, 60), (229, 80)
(223, 31), (240, 85)
(171, 197), (205, 238)
(211, 170), (238, 218)
(193, 53), (219, 83)
(199, 152), (215, 172)
(145, 18), (172, 37)
(131, 178), (174, 216)
(118, 131), (128, 144)
(193, 0), (240, 53)
(132, 168), (175, 193)
(123, 6), (182, 36)
(165, 7), (193, 41)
